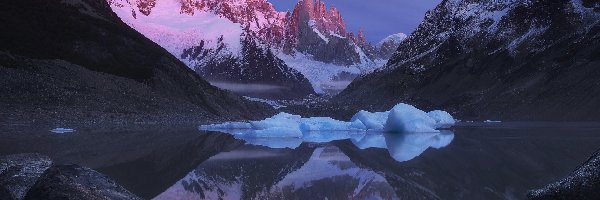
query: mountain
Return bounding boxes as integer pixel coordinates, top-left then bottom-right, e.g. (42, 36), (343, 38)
(0, 0), (274, 126)
(377, 33), (408, 60)
(108, 0), (399, 96)
(334, 0), (600, 121)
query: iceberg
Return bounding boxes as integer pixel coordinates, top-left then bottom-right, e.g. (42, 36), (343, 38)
(200, 103), (456, 137)
(384, 104), (438, 133)
(299, 117), (366, 132)
(350, 110), (389, 130)
(427, 110), (457, 128)
(250, 112), (302, 130)
(50, 128), (75, 134)
(484, 120), (502, 123)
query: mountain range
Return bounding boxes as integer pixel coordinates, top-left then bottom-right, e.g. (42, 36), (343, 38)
(109, 0), (406, 97)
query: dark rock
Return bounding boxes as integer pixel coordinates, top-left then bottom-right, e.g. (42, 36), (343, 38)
(0, 0), (274, 127)
(528, 148), (600, 200)
(24, 165), (141, 200)
(187, 34), (315, 100)
(0, 154), (52, 200)
(334, 0), (600, 121)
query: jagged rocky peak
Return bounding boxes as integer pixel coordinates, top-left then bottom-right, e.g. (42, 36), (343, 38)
(292, 0), (347, 35)
(108, 0), (397, 97)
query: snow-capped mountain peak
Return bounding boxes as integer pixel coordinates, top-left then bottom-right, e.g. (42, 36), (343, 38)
(108, 0), (399, 97)
(377, 33), (408, 47)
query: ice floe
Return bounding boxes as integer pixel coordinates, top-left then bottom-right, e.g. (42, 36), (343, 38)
(50, 128), (75, 134)
(201, 103), (455, 135)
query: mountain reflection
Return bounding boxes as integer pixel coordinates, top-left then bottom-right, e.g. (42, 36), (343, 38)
(151, 131), (454, 199)
(154, 144), (399, 200)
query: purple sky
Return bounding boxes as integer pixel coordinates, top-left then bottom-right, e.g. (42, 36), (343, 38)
(269, 0), (442, 43)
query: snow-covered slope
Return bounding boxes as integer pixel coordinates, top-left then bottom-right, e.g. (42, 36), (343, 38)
(378, 33), (408, 47)
(110, 0), (244, 60)
(109, 0), (314, 99)
(377, 33), (408, 59)
(108, 0), (395, 96)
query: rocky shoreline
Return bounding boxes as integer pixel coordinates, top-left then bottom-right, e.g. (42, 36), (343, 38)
(0, 154), (140, 200)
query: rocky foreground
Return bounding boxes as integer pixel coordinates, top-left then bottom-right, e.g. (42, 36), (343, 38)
(0, 154), (140, 200)
(528, 148), (600, 200)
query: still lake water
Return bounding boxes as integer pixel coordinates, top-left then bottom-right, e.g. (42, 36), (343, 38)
(1, 123), (600, 199)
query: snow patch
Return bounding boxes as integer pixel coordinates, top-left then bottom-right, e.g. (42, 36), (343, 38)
(377, 33), (408, 47)
(110, 0), (244, 68)
(276, 52), (386, 94)
(244, 96), (287, 109)
(308, 20), (329, 43)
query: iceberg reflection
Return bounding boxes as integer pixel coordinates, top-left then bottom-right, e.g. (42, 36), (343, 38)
(385, 131), (454, 162)
(206, 129), (454, 162)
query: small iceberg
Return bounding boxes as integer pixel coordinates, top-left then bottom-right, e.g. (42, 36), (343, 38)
(200, 103), (456, 136)
(484, 120), (502, 123)
(50, 128), (75, 134)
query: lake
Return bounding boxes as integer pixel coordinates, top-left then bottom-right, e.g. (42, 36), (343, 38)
(1, 123), (599, 199)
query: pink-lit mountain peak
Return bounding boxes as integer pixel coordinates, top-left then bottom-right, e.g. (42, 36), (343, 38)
(292, 0), (347, 35)
(124, 0), (350, 38)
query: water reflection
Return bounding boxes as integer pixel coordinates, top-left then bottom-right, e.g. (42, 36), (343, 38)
(385, 132), (454, 162)
(209, 129), (455, 163)
(6, 125), (600, 199)
(154, 145), (399, 200)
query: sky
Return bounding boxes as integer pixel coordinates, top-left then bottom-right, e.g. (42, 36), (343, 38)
(269, 0), (442, 43)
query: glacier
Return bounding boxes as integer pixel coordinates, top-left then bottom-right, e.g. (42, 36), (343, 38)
(200, 103), (455, 135)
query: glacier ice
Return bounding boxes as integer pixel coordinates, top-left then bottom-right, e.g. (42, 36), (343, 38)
(384, 104), (439, 133)
(428, 110), (457, 128)
(50, 128), (75, 134)
(350, 110), (389, 130)
(200, 103), (456, 137)
(201, 105), (456, 162)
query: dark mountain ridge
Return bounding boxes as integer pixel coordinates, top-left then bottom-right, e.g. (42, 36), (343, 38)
(0, 0), (274, 127)
(333, 0), (600, 121)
